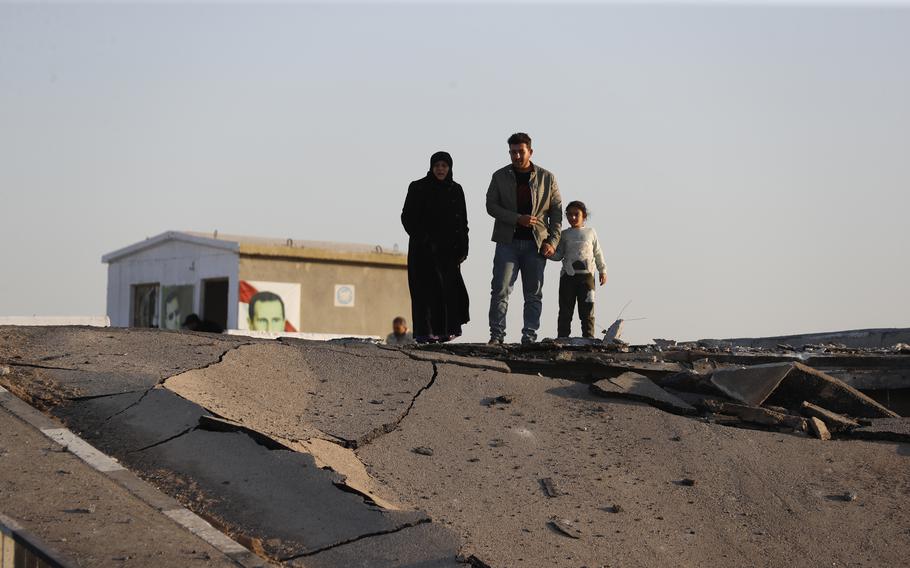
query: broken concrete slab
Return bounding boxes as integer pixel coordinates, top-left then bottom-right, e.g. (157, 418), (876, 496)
(808, 417), (832, 440)
(708, 362), (899, 419)
(848, 418), (910, 443)
(703, 401), (807, 431)
(765, 363), (899, 419)
(296, 437), (401, 510)
(591, 372), (697, 415)
(286, 521), (462, 567)
(709, 363), (794, 406)
(135, 429), (429, 560)
(799, 401), (860, 433)
(165, 341), (436, 448)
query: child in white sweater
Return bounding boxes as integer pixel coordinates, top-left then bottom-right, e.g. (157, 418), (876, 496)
(549, 201), (607, 338)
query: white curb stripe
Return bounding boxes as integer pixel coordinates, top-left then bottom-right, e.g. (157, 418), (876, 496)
(40, 428), (126, 472)
(163, 509), (248, 554)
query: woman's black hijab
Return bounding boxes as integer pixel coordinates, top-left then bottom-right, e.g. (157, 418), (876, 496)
(427, 151), (454, 186)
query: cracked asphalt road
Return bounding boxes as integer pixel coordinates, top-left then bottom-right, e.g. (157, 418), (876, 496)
(2, 326), (910, 567)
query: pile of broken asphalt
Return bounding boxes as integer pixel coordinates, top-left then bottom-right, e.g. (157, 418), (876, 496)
(1, 326), (909, 567)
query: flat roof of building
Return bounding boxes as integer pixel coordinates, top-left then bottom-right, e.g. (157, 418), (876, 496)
(102, 231), (407, 267)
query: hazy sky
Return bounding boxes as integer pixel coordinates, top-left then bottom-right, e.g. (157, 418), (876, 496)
(2, 1), (908, 344)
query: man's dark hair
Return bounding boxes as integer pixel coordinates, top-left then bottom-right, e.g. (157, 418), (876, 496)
(566, 200), (588, 218)
(248, 291), (285, 321)
(507, 132), (532, 148)
(393, 316), (407, 326)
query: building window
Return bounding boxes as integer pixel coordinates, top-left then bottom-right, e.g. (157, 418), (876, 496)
(132, 283), (159, 328)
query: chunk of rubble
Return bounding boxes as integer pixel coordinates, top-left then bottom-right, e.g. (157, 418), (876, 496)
(603, 319), (624, 343)
(799, 401), (860, 433)
(540, 477), (560, 497)
(703, 401), (807, 431)
(766, 363), (899, 419)
(710, 362), (898, 419)
(808, 417), (832, 440)
(591, 372), (696, 415)
(548, 517), (582, 539)
(709, 363), (794, 406)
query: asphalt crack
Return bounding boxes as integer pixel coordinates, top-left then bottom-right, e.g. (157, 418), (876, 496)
(349, 362), (439, 449)
(103, 340), (245, 424)
(279, 517), (432, 562)
(129, 425), (198, 453)
(102, 388), (156, 423)
(160, 341), (252, 386)
(66, 389), (147, 402)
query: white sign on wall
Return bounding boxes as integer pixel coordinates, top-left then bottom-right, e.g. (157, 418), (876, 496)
(334, 284), (355, 308)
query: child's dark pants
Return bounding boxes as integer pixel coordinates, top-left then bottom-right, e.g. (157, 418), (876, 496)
(558, 273), (596, 338)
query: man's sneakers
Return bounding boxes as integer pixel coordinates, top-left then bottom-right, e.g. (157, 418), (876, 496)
(487, 337), (504, 346)
(520, 335), (536, 346)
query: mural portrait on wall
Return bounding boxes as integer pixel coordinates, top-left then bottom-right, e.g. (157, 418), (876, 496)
(237, 280), (301, 332)
(160, 285), (194, 330)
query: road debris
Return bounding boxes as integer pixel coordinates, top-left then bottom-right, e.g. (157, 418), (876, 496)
(540, 477), (560, 498)
(808, 417), (832, 441)
(799, 401), (860, 433)
(591, 372), (696, 415)
(548, 517), (582, 539)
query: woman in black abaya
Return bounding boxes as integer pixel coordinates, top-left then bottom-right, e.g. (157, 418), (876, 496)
(401, 151), (470, 343)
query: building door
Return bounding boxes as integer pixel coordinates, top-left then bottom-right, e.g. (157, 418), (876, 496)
(203, 279), (229, 331)
(131, 283), (159, 328)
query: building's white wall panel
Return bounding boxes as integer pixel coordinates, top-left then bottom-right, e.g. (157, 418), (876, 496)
(105, 241), (238, 328)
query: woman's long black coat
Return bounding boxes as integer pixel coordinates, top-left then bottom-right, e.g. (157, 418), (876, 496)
(401, 175), (470, 339)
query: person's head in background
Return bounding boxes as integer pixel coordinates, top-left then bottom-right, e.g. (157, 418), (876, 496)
(392, 316), (409, 337)
(248, 291), (286, 332)
(182, 313), (201, 331)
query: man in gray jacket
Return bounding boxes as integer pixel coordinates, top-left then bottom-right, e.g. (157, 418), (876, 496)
(486, 132), (563, 344)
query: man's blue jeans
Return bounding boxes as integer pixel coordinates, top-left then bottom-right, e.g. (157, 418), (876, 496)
(488, 240), (547, 342)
